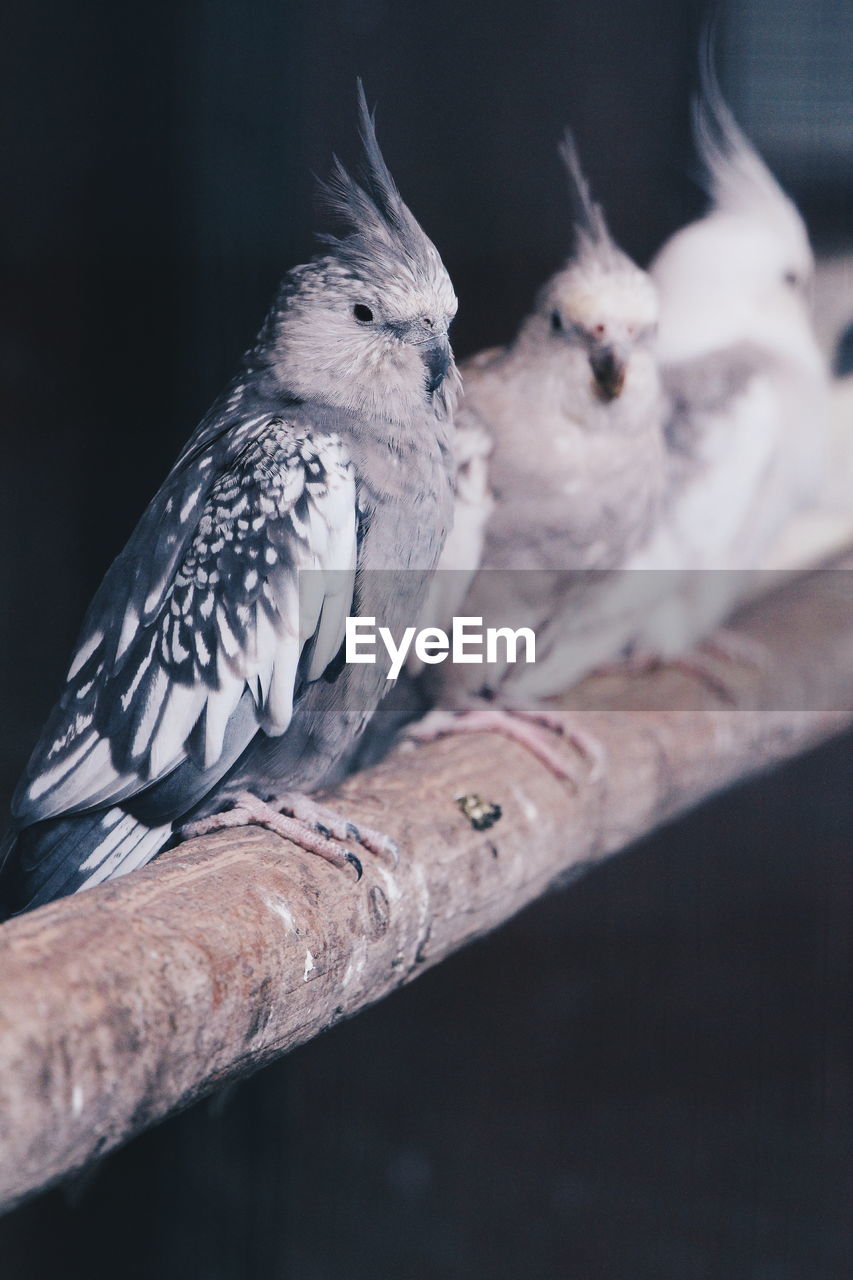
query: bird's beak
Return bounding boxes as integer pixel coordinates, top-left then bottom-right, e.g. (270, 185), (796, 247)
(421, 335), (452, 394)
(391, 318), (453, 394)
(589, 344), (627, 402)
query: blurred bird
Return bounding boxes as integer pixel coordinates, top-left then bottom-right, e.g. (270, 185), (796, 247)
(0, 85), (458, 915)
(455, 54), (831, 704)
(410, 133), (664, 774)
(564, 54), (830, 684)
(834, 322), (853, 380)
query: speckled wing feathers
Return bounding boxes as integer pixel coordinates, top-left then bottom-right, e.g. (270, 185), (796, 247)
(14, 417), (357, 827)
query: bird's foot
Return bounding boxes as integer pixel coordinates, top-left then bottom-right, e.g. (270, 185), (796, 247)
(407, 702), (604, 786)
(269, 792), (399, 866)
(180, 791), (399, 880)
(671, 629), (770, 706)
(696, 628), (770, 671)
(593, 649), (662, 679)
(595, 629), (769, 706)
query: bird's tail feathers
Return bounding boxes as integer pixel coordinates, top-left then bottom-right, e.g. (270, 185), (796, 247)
(0, 827), (16, 877)
(0, 807), (171, 918)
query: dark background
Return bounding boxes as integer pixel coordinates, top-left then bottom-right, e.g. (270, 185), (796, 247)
(0, 1), (851, 1276)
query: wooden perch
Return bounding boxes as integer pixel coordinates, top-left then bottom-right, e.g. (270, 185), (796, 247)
(2, 556), (853, 1211)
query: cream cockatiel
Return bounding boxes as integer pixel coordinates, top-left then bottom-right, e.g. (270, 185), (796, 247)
(409, 134), (665, 775)
(417, 63), (828, 742)
(513, 60), (830, 693)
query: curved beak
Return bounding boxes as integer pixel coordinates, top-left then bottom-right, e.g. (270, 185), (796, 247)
(589, 344), (627, 402)
(390, 318), (453, 395)
(422, 335), (452, 394)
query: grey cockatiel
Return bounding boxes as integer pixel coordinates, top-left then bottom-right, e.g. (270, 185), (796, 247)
(410, 134), (664, 771)
(0, 86), (458, 916)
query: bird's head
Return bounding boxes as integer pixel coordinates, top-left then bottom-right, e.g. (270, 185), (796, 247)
(270, 84), (458, 425)
(523, 132), (658, 407)
(651, 46), (817, 367)
(542, 257), (659, 404)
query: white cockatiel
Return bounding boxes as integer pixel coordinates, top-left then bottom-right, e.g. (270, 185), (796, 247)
(531, 63), (830, 688)
(413, 66), (828, 752)
(409, 135), (665, 773)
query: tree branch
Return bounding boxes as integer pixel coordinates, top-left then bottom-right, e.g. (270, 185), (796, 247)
(2, 558), (853, 1211)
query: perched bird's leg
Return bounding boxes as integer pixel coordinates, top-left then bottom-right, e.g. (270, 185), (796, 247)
(592, 649), (662, 679)
(670, 629), (771, 706)
(596, 629), (770, 706)
(180, 791), (392, 880)
(695, 628), (771, 671)
(406, 699), (605, 787)
(264, 792), (399, 866)
(491, 702), (606, 781)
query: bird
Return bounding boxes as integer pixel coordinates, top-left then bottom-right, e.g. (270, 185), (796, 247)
(0, 84), (459, 916)
(408, 131), (665, 774)
(549, 52), (830, 690)
(407, 55), (827, 761)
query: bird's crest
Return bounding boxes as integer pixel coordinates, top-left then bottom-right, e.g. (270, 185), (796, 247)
(558, 130), (623, 270)
(692, 35), (807, 260)
(317, 81), (450, 297)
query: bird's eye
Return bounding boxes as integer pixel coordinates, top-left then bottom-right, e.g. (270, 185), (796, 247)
(551, 310), (564, 333)
(783, 271), (800, 289)
(353, 303), (375, 323)
(593, 322), (606, 338)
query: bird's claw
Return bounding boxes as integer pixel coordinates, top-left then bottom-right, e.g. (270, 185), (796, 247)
(344, 850), (364, 881)
(408, 704), (604, 787)
(183, 790), (400, 876)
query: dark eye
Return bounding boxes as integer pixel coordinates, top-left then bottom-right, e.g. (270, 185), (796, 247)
(353, 303), (374, 323)
(783, 271), (800, 289)
(551, 310), (564, 333)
